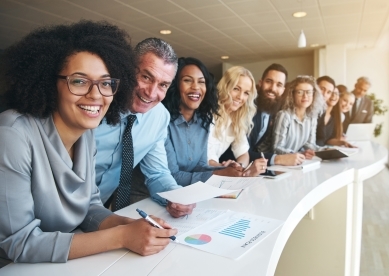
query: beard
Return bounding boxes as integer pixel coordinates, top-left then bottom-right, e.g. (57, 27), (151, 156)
(256, 86), (283, 115)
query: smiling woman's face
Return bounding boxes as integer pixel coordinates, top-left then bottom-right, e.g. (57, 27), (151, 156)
(54, 51), (113, 135)
(178, 65), (206, 116)
(326, 87), (340, 107)
(227, 75), (252, 113)
(293, 82), (314, 110)
(340, 94), (355, 113)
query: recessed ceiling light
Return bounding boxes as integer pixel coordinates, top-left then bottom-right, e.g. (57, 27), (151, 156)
(293, 11), (307, 18)
(221, 56), (229, 60)
(310, 44), (320, 47)
(160, 30), (171, 35)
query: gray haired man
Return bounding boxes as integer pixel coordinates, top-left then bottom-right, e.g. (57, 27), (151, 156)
(95, 38), (196, 217)
(343, 76), (374, 132)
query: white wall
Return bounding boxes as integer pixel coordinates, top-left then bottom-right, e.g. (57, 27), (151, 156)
(222, 54), (314, 84)
(345, 31), (389, 148)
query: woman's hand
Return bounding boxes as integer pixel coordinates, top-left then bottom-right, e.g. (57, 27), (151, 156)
(342, 141), (357, 148)
(119, 218), (177, 256)
(69, 216), (177, 259)
(213, 166), (244, 177)
(243, 158), (267, 177)
(301, 149), (315, 160)
(209, 159), (222, 166)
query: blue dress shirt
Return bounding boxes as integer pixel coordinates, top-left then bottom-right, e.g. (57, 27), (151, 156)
(256, 112), (270, 144)
(165, 113), (214, 187)
(94, 103), (181, 205)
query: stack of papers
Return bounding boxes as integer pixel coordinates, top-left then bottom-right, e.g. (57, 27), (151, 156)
(206, 175), (261, 199)
(267, 158), (321, 172)
(157, 182), (239, 205)
(157, 175), (262, 204)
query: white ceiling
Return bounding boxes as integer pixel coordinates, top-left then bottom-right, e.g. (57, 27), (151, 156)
(1, 0), (389, 74)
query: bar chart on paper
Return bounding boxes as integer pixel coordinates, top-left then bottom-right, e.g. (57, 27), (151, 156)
(178, 210), (284, 259)
(219, 219), (250, 239)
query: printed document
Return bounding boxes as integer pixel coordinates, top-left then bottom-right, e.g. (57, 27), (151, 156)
(176, 210), (284, 260)
(156, 181), (240, 205)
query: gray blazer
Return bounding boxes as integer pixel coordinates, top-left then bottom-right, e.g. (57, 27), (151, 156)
(0, 110), (112, 263)
(343, 95), (374, 132)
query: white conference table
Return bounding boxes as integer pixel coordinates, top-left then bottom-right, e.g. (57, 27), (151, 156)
(1, 141), (387, 276)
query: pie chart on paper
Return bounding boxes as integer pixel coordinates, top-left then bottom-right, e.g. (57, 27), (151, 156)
(184, 234), (212, 245)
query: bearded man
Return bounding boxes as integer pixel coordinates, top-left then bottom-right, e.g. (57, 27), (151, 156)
(248, 64), (306, 166)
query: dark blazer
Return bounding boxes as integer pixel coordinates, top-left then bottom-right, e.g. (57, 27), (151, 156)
(343, 95), (374, 132)
(248, 111), (274, 162)
(219, 111), (274, 165)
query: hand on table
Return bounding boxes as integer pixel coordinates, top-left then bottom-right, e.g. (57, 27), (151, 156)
(275, 153), (305, 166)
(166, 201), (196, 218)
(243, 158), (267, 176)
(220, 159), (240, 168)
(342, 141), (358, 148)
(301, 149), (315, 160)
(213, 166), (243, 177)
(121, 217), (177, 256)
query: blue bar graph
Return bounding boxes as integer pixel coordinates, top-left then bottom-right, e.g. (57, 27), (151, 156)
(219, 219), (250, 239)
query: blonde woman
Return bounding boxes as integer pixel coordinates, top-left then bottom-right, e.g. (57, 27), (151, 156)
(339, 91), (356, 122)
(272, 75), (325, 159)
(208, 66), (267, 175)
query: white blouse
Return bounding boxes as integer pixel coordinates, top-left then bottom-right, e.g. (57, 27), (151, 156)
(207, 118), (249, 163)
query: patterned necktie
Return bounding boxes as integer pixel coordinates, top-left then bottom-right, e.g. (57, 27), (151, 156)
(112, 115), (137, 211)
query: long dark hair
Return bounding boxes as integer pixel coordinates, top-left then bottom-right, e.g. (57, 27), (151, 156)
(162, 57), (218, 131)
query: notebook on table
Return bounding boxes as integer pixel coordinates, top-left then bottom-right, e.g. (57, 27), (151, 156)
(345, 123), (375, 141)
(267, 158), (321, 171)
(285, 158), (321, 170)
(315, 148), (358, 160)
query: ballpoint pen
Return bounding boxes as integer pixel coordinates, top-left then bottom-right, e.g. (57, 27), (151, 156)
(243, 161), (254, 172)
(136, 208), (178, 242)
(260, 152), (267, 172)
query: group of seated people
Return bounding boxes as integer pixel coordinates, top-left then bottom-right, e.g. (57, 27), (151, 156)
(0, 20), (374, 265)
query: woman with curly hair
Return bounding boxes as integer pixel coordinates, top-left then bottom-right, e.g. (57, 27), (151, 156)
(162, 57), (244, 187)
(207, 66), (267, 176)
(272, 75), (326, 158)
(0, 21), (176, 264)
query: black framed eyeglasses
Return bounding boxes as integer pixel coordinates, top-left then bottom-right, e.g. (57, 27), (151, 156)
(294, 89), (314, 96)
(57, 75), (120, 97)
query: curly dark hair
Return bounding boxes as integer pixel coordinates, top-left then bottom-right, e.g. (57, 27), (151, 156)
(162, 57), (218, 131)
(3, 20), (137, 125)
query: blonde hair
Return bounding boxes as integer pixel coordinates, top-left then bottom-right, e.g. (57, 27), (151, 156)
(340, 91), (355, 101)
(214, 66), (257, 144)
(282, 75), (325, 118)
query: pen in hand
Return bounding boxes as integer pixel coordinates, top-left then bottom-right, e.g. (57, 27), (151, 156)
(136, 208), (178, 242)
(243, 161), (254, 173)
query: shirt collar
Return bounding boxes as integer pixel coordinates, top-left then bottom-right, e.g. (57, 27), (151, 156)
(292, 111), (306, 124)
(120, 111), (143, 124)
(173, 112), (199, 126)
